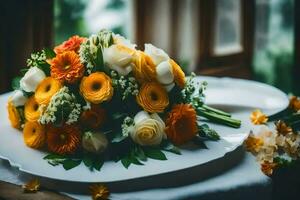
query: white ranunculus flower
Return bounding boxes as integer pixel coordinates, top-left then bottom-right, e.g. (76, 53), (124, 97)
(130, 111), (166, 146)
(11, 90), (27, 107)
(103, 44), (135, 76)
(164, 82), (175, 92)
(144, 43), (169, 66)
(156, 60), (174, 85)
(113, 34), (136, 49)
(82, 131), (108, 154)
(20, 67), (46, 92)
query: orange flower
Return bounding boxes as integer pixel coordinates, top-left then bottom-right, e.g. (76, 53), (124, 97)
(170, 59), (185, 88)
(47, 125), (81, 155)
(80, 105), (106, 130)
(50, 51), (85, 84)
(261, 161), (277, 176)
(289, 96), (300, 111)
(80, 72), (114, 104)
(90, 184), (110, 200)
(250, 109), (268, 125)
(22, 178), (40, 193)
(275, 120), (292, 135)
(7, 98), (21, 129)
(165, 104), (198, 145)
(136, 82), (169, 113)
(35, 77), (62, 105)
(244, 133), (264, 153)
(24, 96), (41, 122)
(54, 35), (86, 54)
(132, 50), (157, 83)
(23, 121), (46, 149)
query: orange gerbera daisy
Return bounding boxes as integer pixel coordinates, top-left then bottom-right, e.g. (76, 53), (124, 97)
(165, 104), (198, 145)
(54, 35), (86, 54)
(47, 125), (81, 155)
(24, 96), (41, 122)
(132, 50), (157, 83)
(80, 105), (106, 130)
(23, 121), (46, 149)
(170, 59), (185, 88)
(35, 77), (62, 105)
(136, 82), (169, 113)
(80, 72), (114, 104)
(50, 51), (85, 84)
(7, 98), (21, 129)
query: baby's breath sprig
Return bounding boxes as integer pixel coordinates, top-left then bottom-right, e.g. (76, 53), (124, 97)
(111, 70), (139, 100)
(26, 50), (47, 68)
(39, 86), (82, 126)
(121, 116), (134, 138)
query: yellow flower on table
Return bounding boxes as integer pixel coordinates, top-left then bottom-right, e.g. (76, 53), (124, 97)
(35, 77), (62, 105)
(244, 132), (264, 153)
(136, 82), (169, 113)
(7, 98), (21, 129)
(250, 109), (268, 125)
(260, 161), (277, 176)
(24, 96), (41, 122)
(50, 51), (85, 84)
(22, 178), (40, 193)
(23, 121), (46, 149)
(80, 72), (114, 104)
(90, 184), (110, 200)
(165, 104), (198, 145)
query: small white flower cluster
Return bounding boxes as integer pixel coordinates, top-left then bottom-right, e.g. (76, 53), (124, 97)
(111, 71), (139, 100)
(121, 116), (134, 137)
(39, 86), (82, 125)
(26, 50), (46, 68)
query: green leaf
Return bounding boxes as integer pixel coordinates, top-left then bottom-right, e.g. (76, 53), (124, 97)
(161, 141), (181, 155)
(43, 154), (66, 160)
(121, 157), (131, 169)
(144, 148), (167, 160)
(11, 76), (21, 90)
(36, 61), (50, 76)
(111, 132), (127, 143)
(93, 158), (104, 171)
(62, 159), (81, 170)
(134, 146), (147, 161)
(94, 47), (104, 70)
(193, 137), (208, 149)
(198, 124), (220, 141)
(20, 68), (29, 75)
(83, 156), (93, 169)
(44, 48), (56, 59)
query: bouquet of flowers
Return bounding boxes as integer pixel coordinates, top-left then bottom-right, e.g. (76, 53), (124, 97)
(245, 97), (300, 176)
(7, 30), (241, 171)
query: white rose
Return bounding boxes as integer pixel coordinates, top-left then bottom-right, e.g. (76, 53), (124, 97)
(103, 44), (135, 76)
(156, 60), (174, 85)
(113, 34), (136, 49)
(164, 82), (175, 92)
(82, 131), (108, 154)
(11, 90), (27, 107)
(20, 67), (46, 92)
(144, 44), (169, 66)
(130, 111), (166, 146)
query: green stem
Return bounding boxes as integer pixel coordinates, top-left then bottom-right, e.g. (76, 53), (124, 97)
(197, 108), (241, 128)
(202, 105), (231, 117)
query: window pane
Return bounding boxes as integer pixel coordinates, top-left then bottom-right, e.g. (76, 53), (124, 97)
(54, 0), (133, 45)
(214, 0), (242, 56)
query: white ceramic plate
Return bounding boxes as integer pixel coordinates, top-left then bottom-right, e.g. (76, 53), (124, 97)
(0, 76), (288, 183)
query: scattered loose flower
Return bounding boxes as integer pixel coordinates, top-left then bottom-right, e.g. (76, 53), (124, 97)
(250, 109), (268, 125)
(90, 184), (110, 200)
(22, 178), (40, 193)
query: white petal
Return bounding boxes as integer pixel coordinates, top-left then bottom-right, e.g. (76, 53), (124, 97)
(20, 67), (46, 92)
(11, 90), (27, 107)
(144, 44), (169, 65)
(134, 111), (151, 124)
(156, 60), (174, 85)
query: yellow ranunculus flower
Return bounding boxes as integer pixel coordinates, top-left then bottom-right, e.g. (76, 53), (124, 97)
(24, 96), (41, 122)
(23, 121), (46, 149)
(35, 77), (62, 105)
(136, 82), (169, 113)
(170, 59), (185, 88)
(7, 98), (21, 129)
(80, 72), (114, 104)
(132, 50), (157, 83)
